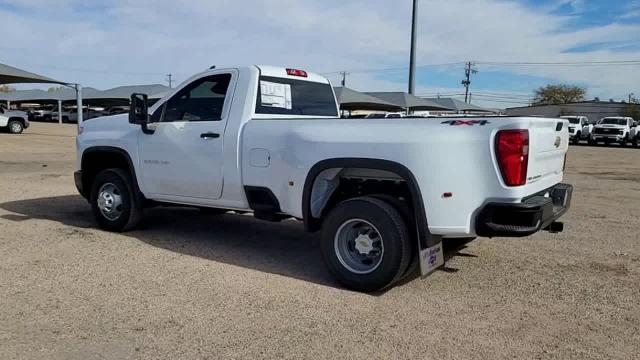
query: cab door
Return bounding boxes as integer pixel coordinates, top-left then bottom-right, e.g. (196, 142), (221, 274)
(137, 71), (237, 200)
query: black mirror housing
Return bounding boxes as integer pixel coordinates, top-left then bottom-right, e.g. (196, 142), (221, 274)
(129, 93), (149, 125)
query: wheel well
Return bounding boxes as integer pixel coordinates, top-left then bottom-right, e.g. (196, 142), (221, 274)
(311, 168), (413, 222)
(81, 148), (138, 200)
(8, 117), (26, 125)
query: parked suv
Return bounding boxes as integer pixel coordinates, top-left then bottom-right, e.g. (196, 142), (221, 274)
(560, 116), (592, 144)
(0, 106), (29, 134)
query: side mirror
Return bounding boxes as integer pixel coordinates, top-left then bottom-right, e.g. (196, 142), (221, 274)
(129, 93), (149, 125)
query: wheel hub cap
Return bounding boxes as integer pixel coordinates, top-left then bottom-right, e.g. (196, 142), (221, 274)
(354, 234), (375, 255)
(97, 183), (123, 220)
(334, 219), (384, 274)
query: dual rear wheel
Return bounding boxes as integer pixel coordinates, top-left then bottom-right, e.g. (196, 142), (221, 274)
(320, 197), (414, 292)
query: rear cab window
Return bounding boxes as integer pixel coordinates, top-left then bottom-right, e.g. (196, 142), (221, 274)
(254, 67), (338, 118)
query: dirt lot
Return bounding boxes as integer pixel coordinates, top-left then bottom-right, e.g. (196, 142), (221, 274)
(1, 122), (639, 359)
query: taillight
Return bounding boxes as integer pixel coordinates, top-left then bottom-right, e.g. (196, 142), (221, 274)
(496, 129), (529, 186)
(286, 68), (308, 77)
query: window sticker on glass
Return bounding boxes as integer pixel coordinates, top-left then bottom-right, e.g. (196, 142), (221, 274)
(260, 81), (292, 109)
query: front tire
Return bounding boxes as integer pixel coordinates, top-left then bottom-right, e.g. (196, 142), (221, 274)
(321, 197), (412, 292)
(90, 168), (143, 232)
(573, 133), (580, 145)
(8, 120), (24, 134)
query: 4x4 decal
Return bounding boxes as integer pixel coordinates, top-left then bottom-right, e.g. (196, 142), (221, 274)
(441, 120), (491, 126)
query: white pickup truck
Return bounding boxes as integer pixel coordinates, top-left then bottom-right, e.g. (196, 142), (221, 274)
(0, 106), (29, 134)
(560, 115), (592, 144)
(591, 117), (636, 146)
(75, 65), (573, 292)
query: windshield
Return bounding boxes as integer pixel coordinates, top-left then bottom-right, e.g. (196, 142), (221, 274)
(365, 113), (387, 118)
(599, 118), (627, 125)
(564, 117), (580, 124)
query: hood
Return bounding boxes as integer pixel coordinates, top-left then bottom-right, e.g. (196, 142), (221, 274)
(4, 110), (27, 118)
(594, 124), (626, 129)
(80, 113), (131, 131)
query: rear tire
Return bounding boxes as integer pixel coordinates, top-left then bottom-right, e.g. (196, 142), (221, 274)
(7, 120), (24, 134)
(90, 168), (143, 232)
(321, 197), (412, 292)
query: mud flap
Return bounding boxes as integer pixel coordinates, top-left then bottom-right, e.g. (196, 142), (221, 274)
(417, 227), (444, 276)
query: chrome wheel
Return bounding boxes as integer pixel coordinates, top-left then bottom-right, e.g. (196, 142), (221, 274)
(334, 219), (384, 274)
(97, 183), (123, 221)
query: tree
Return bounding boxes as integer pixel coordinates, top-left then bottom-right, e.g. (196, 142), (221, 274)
(0, 85), (15, 93)
(620, 104), (640, 120)
(533, 84), (586, 105)
(47, 86), (64, 92)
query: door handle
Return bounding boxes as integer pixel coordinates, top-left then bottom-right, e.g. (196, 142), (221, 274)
(200, 132), (220, 139)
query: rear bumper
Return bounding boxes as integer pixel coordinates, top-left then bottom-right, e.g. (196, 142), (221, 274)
(476, 183), (573, 237)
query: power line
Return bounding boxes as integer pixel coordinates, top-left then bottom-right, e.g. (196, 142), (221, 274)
(476, 60), (640, 67)
(322, 62), (465, 76)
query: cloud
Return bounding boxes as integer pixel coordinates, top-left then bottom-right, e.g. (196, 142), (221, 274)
(0, 0), (638, 106)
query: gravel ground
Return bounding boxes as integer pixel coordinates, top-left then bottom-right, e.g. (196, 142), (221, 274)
(1, 122), (639, 360)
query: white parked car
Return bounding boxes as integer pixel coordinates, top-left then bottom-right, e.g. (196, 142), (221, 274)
(31, 106), (56, 122)
(52, 106), (106, 123)
(365, 112), (405, 118)
(591, 117), (635, 146)
(560, 115), (592, 144)
(75, 65), (573, 292)
(0, 106), (29, 134)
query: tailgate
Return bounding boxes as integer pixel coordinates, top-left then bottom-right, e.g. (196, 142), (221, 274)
(527, 118), (568, 184)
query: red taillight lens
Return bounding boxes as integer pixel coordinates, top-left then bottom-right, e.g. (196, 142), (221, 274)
(496, 129), (529, 186)
(286, 68), (308, 77)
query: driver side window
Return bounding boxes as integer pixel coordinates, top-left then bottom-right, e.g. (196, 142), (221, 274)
(159, 73), (232, 123)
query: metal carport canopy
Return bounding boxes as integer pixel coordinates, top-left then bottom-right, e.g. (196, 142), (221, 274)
(333, 87), (404, 112)
(422, 97), (494, 113)
(0, 63), (63, 85)
(365, 92), (454, 112)
(0, 62), (84, 125)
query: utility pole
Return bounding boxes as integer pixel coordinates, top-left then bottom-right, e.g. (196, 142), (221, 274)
(166, 74), (173, 89)
(408, 0), (418, 94)
(340, 71), (350, 87)
(462, 61), (477, 103)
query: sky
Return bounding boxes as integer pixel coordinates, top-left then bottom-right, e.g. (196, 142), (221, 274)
(0, 0), (639, 108)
